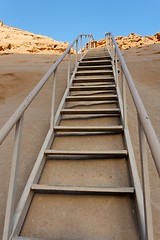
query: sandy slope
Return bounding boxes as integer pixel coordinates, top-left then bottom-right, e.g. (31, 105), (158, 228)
(122, 44), (160, 239)
(0, 44), (160, 238)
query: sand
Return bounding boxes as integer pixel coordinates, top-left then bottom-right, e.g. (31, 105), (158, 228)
(0, 44), (160, 239)
(123, 44), (160, 239)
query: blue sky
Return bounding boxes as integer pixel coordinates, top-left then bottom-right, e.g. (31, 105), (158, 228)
(0, 0), (159, 43)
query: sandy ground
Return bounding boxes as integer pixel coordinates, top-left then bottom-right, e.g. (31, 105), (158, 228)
(123, 44), (160, 239)
(0, 53), (74, 238)
(0, 44), (160, 239)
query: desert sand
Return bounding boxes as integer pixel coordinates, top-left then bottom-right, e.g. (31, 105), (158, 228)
(123, 44), (160, 239)
(0, 26), (160, 239)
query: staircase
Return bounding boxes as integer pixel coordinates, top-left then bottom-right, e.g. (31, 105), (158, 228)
(1, 34), (159, 240)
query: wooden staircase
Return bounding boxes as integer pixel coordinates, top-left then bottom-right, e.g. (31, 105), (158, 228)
(6, 48), (146, 240)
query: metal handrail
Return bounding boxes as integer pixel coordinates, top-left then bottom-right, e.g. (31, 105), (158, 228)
(1, 33), (94, 240)
(106, 32), (160, 240)
(0, 33), (94, 145)
(1, 31), (159, 240)
(106, 32), (160, 177)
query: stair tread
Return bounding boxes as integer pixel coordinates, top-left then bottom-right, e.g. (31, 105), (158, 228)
(70, 85), (116, 91)
(83, 56), (110, 60)
(45, 149), (128, 156)
(54, 125), (123, 133)
(13, 237), (44, 240)
(60, 108), (120, 114)
(73, 80), (115, 84)
(66, 95), (118, 101)
(80, 62), (111, 66)
(32, 184), (134, 194)
(73, 77), (114, 83)
(81, 60), (111, 63)
(76, 70), (113, 73)
(78, 65), (112, 69)
(75, 76), (114, 79)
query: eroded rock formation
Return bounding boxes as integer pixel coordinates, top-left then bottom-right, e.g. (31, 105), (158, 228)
(97, 32), (160, 50)
(0, 24), (70, 54)
(1, 23), (159, 54)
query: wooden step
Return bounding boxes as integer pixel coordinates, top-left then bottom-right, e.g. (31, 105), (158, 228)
(70, 85), (116, 91)
(76, 70), (113, 76)
(66, 95), (117, 101)
(54, 125), (123, 133)
(80, 60), (111, 66)
(60, 108), (120, 115)
(45, 149), (128, 158)
(32, 184), (134, 195)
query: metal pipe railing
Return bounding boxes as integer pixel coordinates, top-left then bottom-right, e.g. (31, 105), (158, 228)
(105, 32), (160, 240)
(2, 30), (158, 240)
(0, 34), (93, 145)
(106, 32), (160, 177)
(1, 33), (94, 240)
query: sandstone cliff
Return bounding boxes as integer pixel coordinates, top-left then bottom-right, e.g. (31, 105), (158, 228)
(97, 32), (160, 50)
(1, 23), (160, 54)
(0, 24), (70, 54)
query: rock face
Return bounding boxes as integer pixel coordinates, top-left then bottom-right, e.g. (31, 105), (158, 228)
(0, 24), (70, 54)
(1, 23), (160, 54)
(0, 20), (3, 26)
(97, 32), (160, 50)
